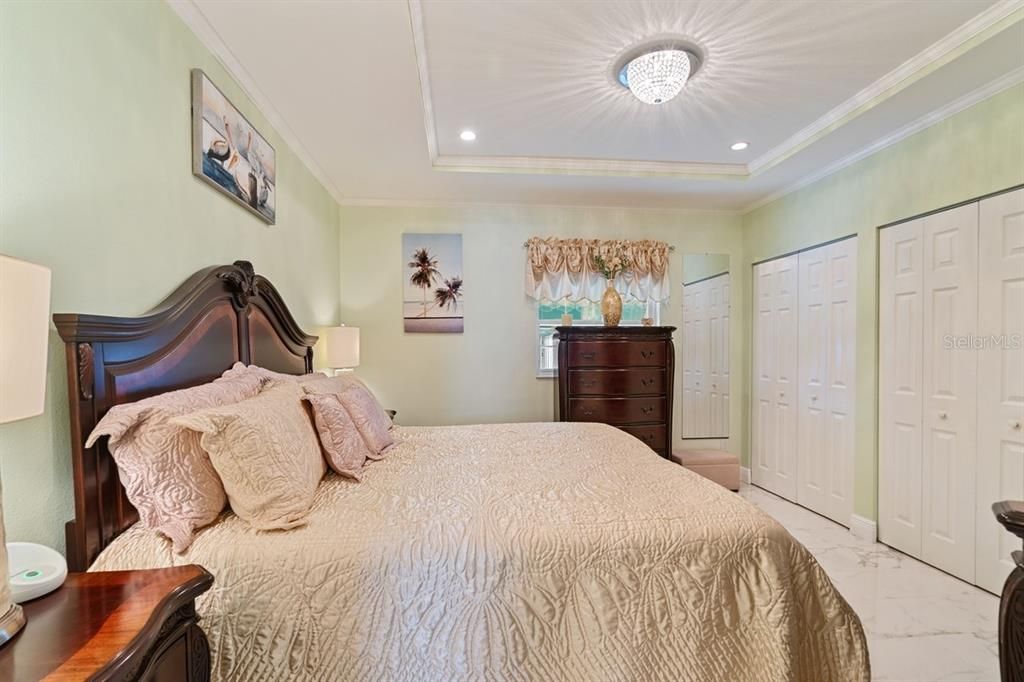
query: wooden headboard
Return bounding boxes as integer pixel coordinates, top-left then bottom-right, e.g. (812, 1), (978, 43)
(54, 261), (317, 571)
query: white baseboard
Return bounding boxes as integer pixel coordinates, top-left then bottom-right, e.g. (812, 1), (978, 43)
(740, 467), (751, 485)
(849, 514), (877, 542)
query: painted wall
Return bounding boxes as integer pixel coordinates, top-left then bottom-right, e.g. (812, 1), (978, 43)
(682, 253), (730, 284)
(741, 84), (1024, 522)
(0, 1), (341, 552)
(339, 205), (744, 455)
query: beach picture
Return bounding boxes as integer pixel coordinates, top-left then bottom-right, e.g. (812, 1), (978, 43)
(191, 69), (276, 224)
(403, 233), (464, 333)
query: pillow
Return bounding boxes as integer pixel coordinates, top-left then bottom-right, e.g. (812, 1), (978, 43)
(304, 375), (393, 432)
(303, 393), (373, 479)
(84, 372), (264, 552)
(335, 383), (395, 456)
(172, 382), (325, 530)
(221, 362), (327, 387)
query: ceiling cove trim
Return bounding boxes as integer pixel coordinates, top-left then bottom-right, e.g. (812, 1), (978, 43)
(166, 0), (344, 204)
(742, 65), (1024, 214)
(408, 0), (1023, 182)
(336, 196), (741, 214)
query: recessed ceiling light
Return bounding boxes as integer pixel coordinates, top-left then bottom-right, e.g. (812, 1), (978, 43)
(459, 130), (476, 142)
(730, 141), (749, 151)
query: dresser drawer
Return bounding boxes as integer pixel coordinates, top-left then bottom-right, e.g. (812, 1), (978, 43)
(567, 340), (666, 367)
(569, 397), (666, 424)
(569, 369), (666, 396)
(619, 424), (666, 452)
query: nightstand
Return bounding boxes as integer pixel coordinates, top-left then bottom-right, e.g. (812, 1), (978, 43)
(0, 565), (213, 681)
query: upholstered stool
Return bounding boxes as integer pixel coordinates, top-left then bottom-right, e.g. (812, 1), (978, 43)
(670, 449), (740, 491)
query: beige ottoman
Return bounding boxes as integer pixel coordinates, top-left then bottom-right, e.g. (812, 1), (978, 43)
(670, 449), (740, 491)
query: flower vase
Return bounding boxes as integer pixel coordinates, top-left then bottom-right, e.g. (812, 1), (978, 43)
(601, 280), (622, 327)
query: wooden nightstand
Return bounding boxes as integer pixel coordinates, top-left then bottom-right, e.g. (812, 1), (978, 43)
(0, 565), (213, 681)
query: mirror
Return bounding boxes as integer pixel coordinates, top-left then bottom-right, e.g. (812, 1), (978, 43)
(681, 253), (730, 439)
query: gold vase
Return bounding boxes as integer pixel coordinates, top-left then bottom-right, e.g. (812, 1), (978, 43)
(601, 280), (622, 327)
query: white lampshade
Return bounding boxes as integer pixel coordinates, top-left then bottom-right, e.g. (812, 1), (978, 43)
(0, 255), (51, 424)
(324, 326), (360, 369)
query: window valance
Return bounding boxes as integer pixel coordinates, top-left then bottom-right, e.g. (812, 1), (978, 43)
(524, 237), (672, 303)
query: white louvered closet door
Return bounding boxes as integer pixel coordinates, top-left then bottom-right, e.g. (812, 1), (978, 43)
(797, 239), (857, 525)
(976, 188), (1024, 594)
(920, 203), (979, 582)
(879, 219), (926, 557)
(752, 256), (799, 499)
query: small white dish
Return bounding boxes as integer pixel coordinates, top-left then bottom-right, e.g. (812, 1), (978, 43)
(7, 542), (67, 603)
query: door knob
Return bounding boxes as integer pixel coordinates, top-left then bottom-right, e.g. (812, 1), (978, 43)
(1011, 420), (1022, 431)
(811, 396), (818, 402)
(938, 412), (948, 420)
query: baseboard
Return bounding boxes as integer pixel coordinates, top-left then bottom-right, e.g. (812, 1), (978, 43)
(849, 514), (877, 542)
(740, 467), (751, 485)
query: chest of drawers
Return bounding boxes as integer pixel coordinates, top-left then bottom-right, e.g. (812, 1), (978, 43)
(555, 326), (676, 458)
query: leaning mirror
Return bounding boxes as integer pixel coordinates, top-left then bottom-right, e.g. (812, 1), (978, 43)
(680, 253), (730, 439)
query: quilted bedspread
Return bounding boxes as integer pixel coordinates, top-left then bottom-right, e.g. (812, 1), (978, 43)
(92, 422), (869, 681)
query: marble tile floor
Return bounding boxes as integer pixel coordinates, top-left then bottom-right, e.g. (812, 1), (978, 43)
(740, 484), (1000, 682)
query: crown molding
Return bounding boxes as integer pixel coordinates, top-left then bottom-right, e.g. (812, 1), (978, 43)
(408, 0), (1023, 183)
(742, 65), (1024, 214)
(337, 196), (741, 215)
(747, 0), (1024, 175)
(165, 0), (344, 204)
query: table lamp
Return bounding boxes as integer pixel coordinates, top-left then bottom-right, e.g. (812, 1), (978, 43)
(0, 255), (52, 645)
(324, 326), (360, 374)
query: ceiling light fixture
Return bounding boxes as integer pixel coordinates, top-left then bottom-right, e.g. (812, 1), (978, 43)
(617, 46), (696, 105)
(730, 141), (749, 151)
(459, 130), (476, 142)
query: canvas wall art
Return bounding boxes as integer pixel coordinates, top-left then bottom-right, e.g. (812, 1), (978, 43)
(403, 233), (464, 333)
(191, 69), (276, 224)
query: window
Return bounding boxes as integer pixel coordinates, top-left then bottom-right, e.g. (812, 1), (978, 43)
(536, 299), (660, 377)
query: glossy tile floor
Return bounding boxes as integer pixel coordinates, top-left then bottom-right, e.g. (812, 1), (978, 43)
(741, 484), (1001, 682)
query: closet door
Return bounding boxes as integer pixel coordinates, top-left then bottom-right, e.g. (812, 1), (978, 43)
(879, 219), (926, 556)
(682, 279), (712, 437)
(797, 239), (857, 525)
(976, 188), (1024, 594)
(920, 203), (978, 582)
(708, 274), (730, 437)
(753, 256), (799, 499)
(681, 284), (699, 435)
(797, 244), (829, 515)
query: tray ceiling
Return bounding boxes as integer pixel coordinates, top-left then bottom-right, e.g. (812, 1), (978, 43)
(173, 0), (1024, 210)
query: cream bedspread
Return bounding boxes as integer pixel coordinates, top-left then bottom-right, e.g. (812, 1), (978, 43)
(92, 423), (869, 681)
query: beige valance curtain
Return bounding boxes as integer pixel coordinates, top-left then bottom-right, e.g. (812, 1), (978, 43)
(525, 237), (672, 302)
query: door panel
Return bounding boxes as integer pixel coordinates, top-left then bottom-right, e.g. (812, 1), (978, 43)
(752, 262), (776, 489)
(920, 203), (977, 582)
(825, 238), (857, 524)
(976, 188), (1024, 594)
(879, 220), (925, 556)
(798, 246), (829, 514)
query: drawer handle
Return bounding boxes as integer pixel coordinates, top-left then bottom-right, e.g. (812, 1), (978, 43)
(640, 350), (655, 359)
(582, 408), (594, 417)
(581, 380), (596, 387)
(642, 433), (654, 442)
(581, 352), (596, 360)
(641, 406), (654, 415)
(641, 378), (654, 386)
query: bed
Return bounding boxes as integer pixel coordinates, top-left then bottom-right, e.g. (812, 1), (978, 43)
(56, 261), (869, 681)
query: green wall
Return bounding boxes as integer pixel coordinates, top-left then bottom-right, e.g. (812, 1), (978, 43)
(740, 84), (1024, 521)
(338, 204), (744, 456)
(0, 1), (341, 552)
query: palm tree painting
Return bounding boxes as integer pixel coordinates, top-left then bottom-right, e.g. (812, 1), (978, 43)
(403, 233), (464, 333)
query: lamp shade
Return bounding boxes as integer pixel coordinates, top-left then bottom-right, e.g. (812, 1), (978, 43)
(0, 255), (52, 424)
(324, 326), (360, 369)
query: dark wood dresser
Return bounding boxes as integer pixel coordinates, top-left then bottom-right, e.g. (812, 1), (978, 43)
(555, 326), (676, 457)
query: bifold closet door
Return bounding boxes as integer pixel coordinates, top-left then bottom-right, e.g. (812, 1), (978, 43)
(752, 256), (799, 499)
(975, 188), (1024, 594)
(879, 219), (926, 556)
(707, 274), (730, 437)
(920, 203), (978, 581)
(797, 238), (857, 525)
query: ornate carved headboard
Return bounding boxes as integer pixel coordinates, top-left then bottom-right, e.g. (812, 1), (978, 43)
(54, 261), (317, 571)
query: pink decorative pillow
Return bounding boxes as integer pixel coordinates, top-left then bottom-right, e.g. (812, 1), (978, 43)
(304, 375), (393, 432)
(221, 362), (327, 386)
(84, 372), (264, 552)
(335, 383), (394, 456)
(303, 393), (373, 479)
(173, 382), (325, 530)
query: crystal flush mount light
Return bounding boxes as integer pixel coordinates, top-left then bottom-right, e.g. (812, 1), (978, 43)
(615, 42), (701, 105)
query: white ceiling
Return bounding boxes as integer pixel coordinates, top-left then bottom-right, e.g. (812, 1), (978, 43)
(174, 0), (1024, 210)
